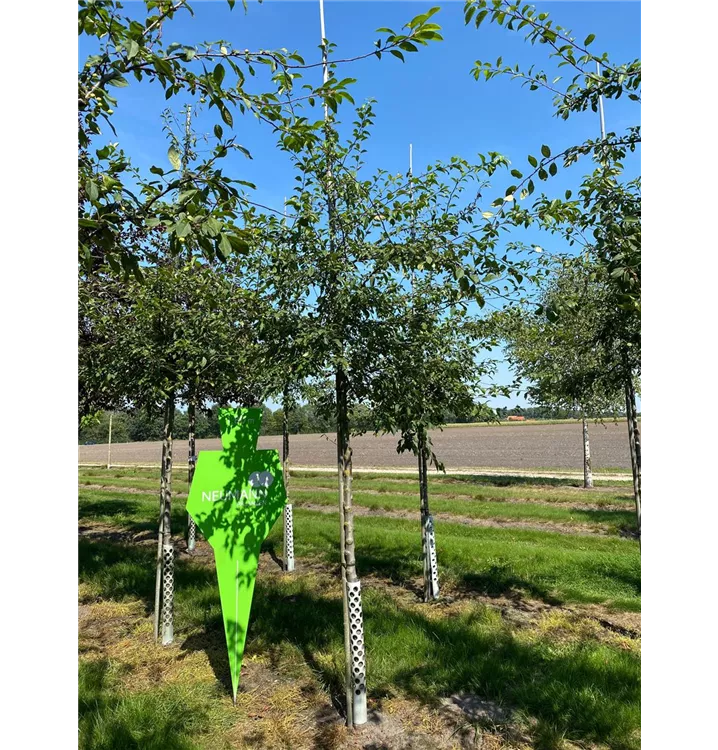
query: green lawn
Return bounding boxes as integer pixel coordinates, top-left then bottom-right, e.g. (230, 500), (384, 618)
(79, 467), (634, 504)
(79, 486), (640, 611)
(78, 467), (640, 749)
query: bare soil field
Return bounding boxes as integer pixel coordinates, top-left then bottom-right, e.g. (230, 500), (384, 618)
(80, 420), (635, 471)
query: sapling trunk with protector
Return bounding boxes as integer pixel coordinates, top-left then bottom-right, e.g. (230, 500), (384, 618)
(624, 377), (641, 536)
(417, 425), (439, 601)
(582, 415), (593, 489)
(282, 390), (295, 571)
(186, 399), (197, 551)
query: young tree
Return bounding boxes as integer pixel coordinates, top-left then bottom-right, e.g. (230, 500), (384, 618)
(496, 257), (626, 490)
(370, 286), (503, 600)
(79, 257), (267, 642)
(463, 0), (640, 524)
(275, 84), (532, 720)
(78, 0), (446, 276)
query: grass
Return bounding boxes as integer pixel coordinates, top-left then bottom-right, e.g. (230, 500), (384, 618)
(79, 534), (640, 749)
(79, 467), (634, 502)
(78, 466), (640, 749)
(79, 487), (640, 611)
(289, 488), (636, 534)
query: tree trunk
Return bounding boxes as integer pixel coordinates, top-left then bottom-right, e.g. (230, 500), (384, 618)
(153, 396), (175, 643)
(107, 412), (113, 470)
(186, 399), (197, 552)
(153, 422), (167, 641)
(336, 366), (367, 727)
(417, 425), (439, 601)
(582, 416), (593, 489)
(282, 391), (295, 572)
(154, 397), (175, 639)
(624, 378), (641, 537)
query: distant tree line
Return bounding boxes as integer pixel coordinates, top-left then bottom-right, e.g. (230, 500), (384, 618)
(79, 401), (638, 445)
(80, 403), (367, 443)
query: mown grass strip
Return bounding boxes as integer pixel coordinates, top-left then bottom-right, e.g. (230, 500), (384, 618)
(79, 536), (640, 750)
(79, 467), (633, 504)
(79, 489), (640, 611)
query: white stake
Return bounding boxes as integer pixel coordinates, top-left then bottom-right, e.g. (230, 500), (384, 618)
(319, 0), (329, 118)
(597, 61), (606, 139)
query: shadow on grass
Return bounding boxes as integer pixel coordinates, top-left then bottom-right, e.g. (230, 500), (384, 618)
(430, 474), (585, 489)
(79, 538), (216, 612)
(79, 659), (208, 750)
(302, 533), (569, 605)
(78, 534), (639, 748)
(179, 577), (640, 749)
(79, 496), (187, 535)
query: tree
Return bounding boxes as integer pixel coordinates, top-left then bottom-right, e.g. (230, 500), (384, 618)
(272, 81), (537, 719)
(78, 410), (131, 445)
(79, 256), (268, 642)
(79, 0), (447, 276)
(496, 257), (626, 489)
(370, 288), (503, 600)
(463, 0), (640, 527)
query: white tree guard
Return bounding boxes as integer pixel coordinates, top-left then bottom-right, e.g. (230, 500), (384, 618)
(187, 454), (197, 551)
(346, 579), (367, 725)
(161, 543), (174, 645)
(425, 514), (440, 600)
(187, 516), (197, 551)
(283, 504), (295, 572)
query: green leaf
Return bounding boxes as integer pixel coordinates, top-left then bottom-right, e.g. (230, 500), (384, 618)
(220, 105), (233, 127)
(177, 189), (198, 203)
(168, 145), (181, 170)
(85, 180), (99, 201)
(584, 34), (595, 46)
(226, 234), (250, 253)
(174, 220), (190, 238)
(127, 40), (140, 59)
(149, 165), (164, 176)
(214, 124), (223, 139)
(107, 74), (128, 88)
(510, 169), (523, 178)
(219, 233), (232, 257)
(541, 144), (551, 158)
(528, 155), (538, 168)
(390, 50), (405, 62)
(213, 63), (225, 86)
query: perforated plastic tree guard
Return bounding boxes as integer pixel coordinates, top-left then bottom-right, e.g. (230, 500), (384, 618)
(186, 407), (287, 701)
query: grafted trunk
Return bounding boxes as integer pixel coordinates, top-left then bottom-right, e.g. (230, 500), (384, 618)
(153, 396), (175, 643)
(582, 416), (593, 489)
(417, 425), (439, 601)
(336, 366), (367, 727)
(186, 399), (197, 552)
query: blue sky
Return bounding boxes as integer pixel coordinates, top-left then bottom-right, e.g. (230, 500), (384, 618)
(81, 0), (640, 409)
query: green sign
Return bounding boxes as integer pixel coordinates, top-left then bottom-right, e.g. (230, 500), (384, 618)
(186, 407), (287, 700)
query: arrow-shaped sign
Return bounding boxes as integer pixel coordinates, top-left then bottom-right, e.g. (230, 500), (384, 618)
(186, 407), (287, 700)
